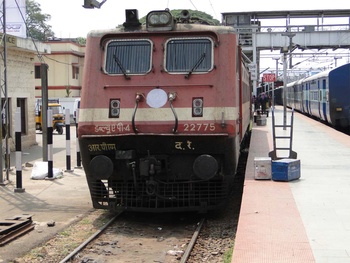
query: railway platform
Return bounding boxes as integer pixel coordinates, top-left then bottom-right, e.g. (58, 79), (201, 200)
(232, 106), (350, 263)
(0, 128), (92, 263)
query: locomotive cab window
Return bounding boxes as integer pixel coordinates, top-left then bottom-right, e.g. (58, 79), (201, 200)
(165, 38), (213, 73)
(105, 39), (152, 75)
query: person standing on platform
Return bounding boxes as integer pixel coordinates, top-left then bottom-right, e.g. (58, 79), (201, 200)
(260, 93), (268, 114)
(252, 95), (258, 111)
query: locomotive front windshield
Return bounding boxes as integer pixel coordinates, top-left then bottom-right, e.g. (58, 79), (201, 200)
(104, 37), (213, 75)
(165, 38), (213, 73)
(105, 39), (152, 75)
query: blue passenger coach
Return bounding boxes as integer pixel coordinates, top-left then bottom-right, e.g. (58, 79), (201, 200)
(286, 63), (350, 129)
(328, 63), (350, 128)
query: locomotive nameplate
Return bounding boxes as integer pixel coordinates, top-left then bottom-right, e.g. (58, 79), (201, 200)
(88, 142), (116, 152)
(175, 140), (195, 151)
(95, 123), (131, 134)
(92, 122), (230, 134)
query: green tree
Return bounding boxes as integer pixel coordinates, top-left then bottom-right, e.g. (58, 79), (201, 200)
(26, 0), (54, 41)
(76, 37), (86, 45)
(171, 9), (220, 25)
(139, 9), (220, 26)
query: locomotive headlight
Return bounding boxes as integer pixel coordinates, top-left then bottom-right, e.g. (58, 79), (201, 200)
(146, 10), (174, 31)
(109, 98), (120, 118)
(193, 155), (218, 180)
(192, 97), (203, 117)
(89, 155), (113, 180)
(148, 12), (170, 25)
(159, 14), (170, 23)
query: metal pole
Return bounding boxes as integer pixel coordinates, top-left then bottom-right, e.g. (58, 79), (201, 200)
(15, 107), (25, 192)
(1, 0), (10, 181)
(0, 0), (3, 184)
(252, 27), (258, 96)
(272, 81), (275, 110)
(65, 108), (73, 172)
(272, 57), (280, 110)
(75, 109), (81, 168)
(41, 64), (49, 161)
(47, 109), (53, 178)
(283, 52), (287, 130)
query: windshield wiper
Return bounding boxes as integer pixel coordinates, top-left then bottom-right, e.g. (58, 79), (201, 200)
(185, 52), (206, 79)
(113, 54), (130, 80)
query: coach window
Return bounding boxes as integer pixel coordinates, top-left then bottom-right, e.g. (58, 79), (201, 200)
(165, 38), (213, 73)
(104, 39), (152, 75)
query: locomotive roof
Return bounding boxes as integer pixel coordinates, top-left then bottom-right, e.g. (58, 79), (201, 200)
(87, 23), (236, 38)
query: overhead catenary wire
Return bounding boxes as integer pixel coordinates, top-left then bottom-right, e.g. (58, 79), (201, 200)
(207, 0), (219, 20)
(188, 0), (197, 10)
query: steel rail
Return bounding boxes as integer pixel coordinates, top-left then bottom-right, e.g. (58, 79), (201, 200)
(180, 217), (205, 263)
(59, 210), (123, 263)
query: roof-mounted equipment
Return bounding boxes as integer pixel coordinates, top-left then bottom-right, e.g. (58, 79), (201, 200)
(146, 10), (175, 32)
(123, 9), (141, 29)
(83, 0), (107, 9)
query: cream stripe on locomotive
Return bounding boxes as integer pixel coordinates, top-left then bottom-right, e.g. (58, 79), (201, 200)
(79, 107), (240, 122)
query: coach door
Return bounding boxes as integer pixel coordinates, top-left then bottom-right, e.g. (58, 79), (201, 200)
(305, 83), (310, 115)
(301, 84), (305, 112)
(321, 78), (328, 122)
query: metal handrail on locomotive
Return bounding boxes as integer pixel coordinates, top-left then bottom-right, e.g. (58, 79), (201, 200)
(78, 9), (252, 213)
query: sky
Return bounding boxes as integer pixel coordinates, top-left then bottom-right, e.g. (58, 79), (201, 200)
(34, 0), (350, 71)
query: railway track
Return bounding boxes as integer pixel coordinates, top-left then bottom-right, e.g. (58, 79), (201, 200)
(59, 212), (205, 263)
(59, 210), (124, 263)
(16, 178), (243, 263)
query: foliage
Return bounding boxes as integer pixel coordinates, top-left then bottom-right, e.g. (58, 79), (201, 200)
(223, 243), (234, 262)
(65, 86), (72, 97)
(76, 37), (87, 45)
(172, 9), (220, 25)
(139, 9), (220, 26)
(25, 4), (219, 43)
(26, 0), (54, 41)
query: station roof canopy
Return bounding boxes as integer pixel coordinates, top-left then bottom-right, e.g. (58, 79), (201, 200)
(222, 9), (350, 20)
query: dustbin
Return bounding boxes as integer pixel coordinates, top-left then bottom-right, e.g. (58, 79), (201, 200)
(256, 115), (266, 126)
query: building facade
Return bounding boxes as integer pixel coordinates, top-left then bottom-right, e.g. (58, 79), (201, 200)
(1, 37), (50, 150)
(34, 39), (85, 99)
(1, 37), (84, 152)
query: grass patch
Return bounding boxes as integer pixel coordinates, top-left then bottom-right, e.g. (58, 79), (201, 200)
(223, 242), (234, 263)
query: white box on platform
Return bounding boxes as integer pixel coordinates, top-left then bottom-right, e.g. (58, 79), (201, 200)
(254, 157), (272, 180)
